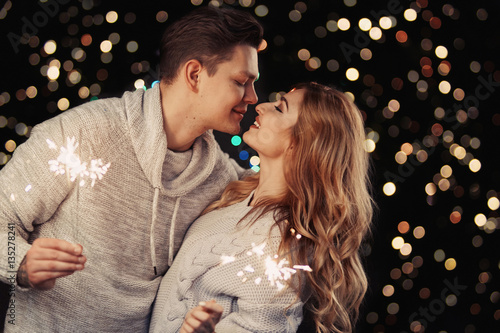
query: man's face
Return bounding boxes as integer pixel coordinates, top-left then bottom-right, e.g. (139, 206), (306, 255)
(196, 44), (259, 135)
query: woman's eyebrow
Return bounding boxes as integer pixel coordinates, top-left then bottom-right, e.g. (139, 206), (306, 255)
(281, 96), (289, 110)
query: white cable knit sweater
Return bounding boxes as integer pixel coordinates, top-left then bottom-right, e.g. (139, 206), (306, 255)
(150, 193), (306, 333)
(0, 84), (246, 332)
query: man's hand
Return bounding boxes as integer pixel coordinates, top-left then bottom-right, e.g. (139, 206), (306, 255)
(180, 300), (223, 333)
(17, 238), (86, 290)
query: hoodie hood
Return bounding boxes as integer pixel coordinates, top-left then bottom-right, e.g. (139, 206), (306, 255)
(124, 84), (219, 195)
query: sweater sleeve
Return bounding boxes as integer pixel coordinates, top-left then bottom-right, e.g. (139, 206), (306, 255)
(215, 297), (304, 333)
(0, 115), (77, 284)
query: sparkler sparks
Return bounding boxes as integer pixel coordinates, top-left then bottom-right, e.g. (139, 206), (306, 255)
(264, 256), (298, 291)
(222, 239), (312, 291)
(47, 136), (111, 187)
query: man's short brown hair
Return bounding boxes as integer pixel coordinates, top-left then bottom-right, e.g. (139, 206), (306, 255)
(159, 6), (263, 84)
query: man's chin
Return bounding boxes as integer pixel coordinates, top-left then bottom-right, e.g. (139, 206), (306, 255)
(227, 123), (242, 135)
(213, 125), (240, 135)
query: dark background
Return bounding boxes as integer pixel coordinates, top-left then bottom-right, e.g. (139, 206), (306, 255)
(1, 0), (499, 332)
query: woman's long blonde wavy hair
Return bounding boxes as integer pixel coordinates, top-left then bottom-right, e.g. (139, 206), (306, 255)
(204, 82), (373, 332)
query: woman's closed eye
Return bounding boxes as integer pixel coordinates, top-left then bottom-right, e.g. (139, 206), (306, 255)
(275, 106), (283, 113)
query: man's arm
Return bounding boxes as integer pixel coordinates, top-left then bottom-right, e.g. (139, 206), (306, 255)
(16, 238), (85, 290)
(0, 116), (85, 289)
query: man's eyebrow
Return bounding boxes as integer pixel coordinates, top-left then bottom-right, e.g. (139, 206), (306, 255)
(238, 71), (257, 80)
(281, 96), (289, 110)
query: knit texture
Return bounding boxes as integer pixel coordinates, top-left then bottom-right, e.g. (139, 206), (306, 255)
(150, 193), (306, 333)
(0, 84), (245, 332)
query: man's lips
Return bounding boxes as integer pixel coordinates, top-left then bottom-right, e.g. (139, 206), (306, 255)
(232, 109), (246, 119)
(232, 109), (246, 115)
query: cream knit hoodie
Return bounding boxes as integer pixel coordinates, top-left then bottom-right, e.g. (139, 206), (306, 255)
(0, 84), (246, 332)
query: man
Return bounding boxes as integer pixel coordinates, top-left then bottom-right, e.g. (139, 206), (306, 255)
(0, 6), (262, 332)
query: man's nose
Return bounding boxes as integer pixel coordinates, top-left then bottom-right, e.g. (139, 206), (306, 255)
(243, 84), (258, 105)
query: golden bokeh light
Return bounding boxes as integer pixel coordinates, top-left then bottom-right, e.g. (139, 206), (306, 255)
(298, 49), (310, 61)
(100, 40), (112, 53)
(383, 182), (396, 196)
(487, 197), (500, 210)
(383, 285), (395, 297)
(337, 18), (350, 31)
(379, 16), (392, 29)
(438, 80), (451, 94)
(400, 243), (412, 256)
(369, 27), (382, 40)
(346, 68), (359, 81)
(106, 11), (118, 24)
(364, 139), (376, 153)
(444, 258), (457, 270)
(358, 18), (371, 31)
(440, 165), (452, 178)
(44, 40), (57, 54)
(57, 98), (70, 111)
(435, 45), (448, 59)
(425, 183), (436, 196)
(404, 8), (417, 21)
(391, 236), (404, 250)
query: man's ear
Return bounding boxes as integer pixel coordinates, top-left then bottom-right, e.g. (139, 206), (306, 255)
(183, 59), (202, 92)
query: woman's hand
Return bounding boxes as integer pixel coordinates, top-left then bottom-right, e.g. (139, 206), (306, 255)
(180, 300), (223, 333)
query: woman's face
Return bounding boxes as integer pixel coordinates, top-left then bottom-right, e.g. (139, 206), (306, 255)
(243, 88), (304, 159)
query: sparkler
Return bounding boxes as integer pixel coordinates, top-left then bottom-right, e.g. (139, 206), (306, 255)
(47, 136), (111, 187)
(222, 236), (312, 291)
(44, 133), (111, 304)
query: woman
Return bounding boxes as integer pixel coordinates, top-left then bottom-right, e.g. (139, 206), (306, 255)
(149, 82), (373, 333)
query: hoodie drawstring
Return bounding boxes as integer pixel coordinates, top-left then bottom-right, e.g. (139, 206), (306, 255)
(150, 191), (182, 275)
(168, 197), (181, 267)
(150, 188), (160, 275)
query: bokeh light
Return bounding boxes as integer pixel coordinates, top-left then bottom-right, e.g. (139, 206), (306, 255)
(337, 18), (350, 31)
(106, 11), (118, 24)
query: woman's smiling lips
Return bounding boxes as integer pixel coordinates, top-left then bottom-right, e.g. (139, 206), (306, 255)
(250, 116), (261, 129)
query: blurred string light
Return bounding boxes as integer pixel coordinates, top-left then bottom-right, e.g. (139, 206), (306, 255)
(105, 11), (118, 24)
(231, 135), (242, 146)
(44, 40), (57, 54)
(254, 5), (268, 17)
(346, 68), (359, 81)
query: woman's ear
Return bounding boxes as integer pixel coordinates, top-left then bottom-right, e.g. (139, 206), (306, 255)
(183, 59), (202, 92)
